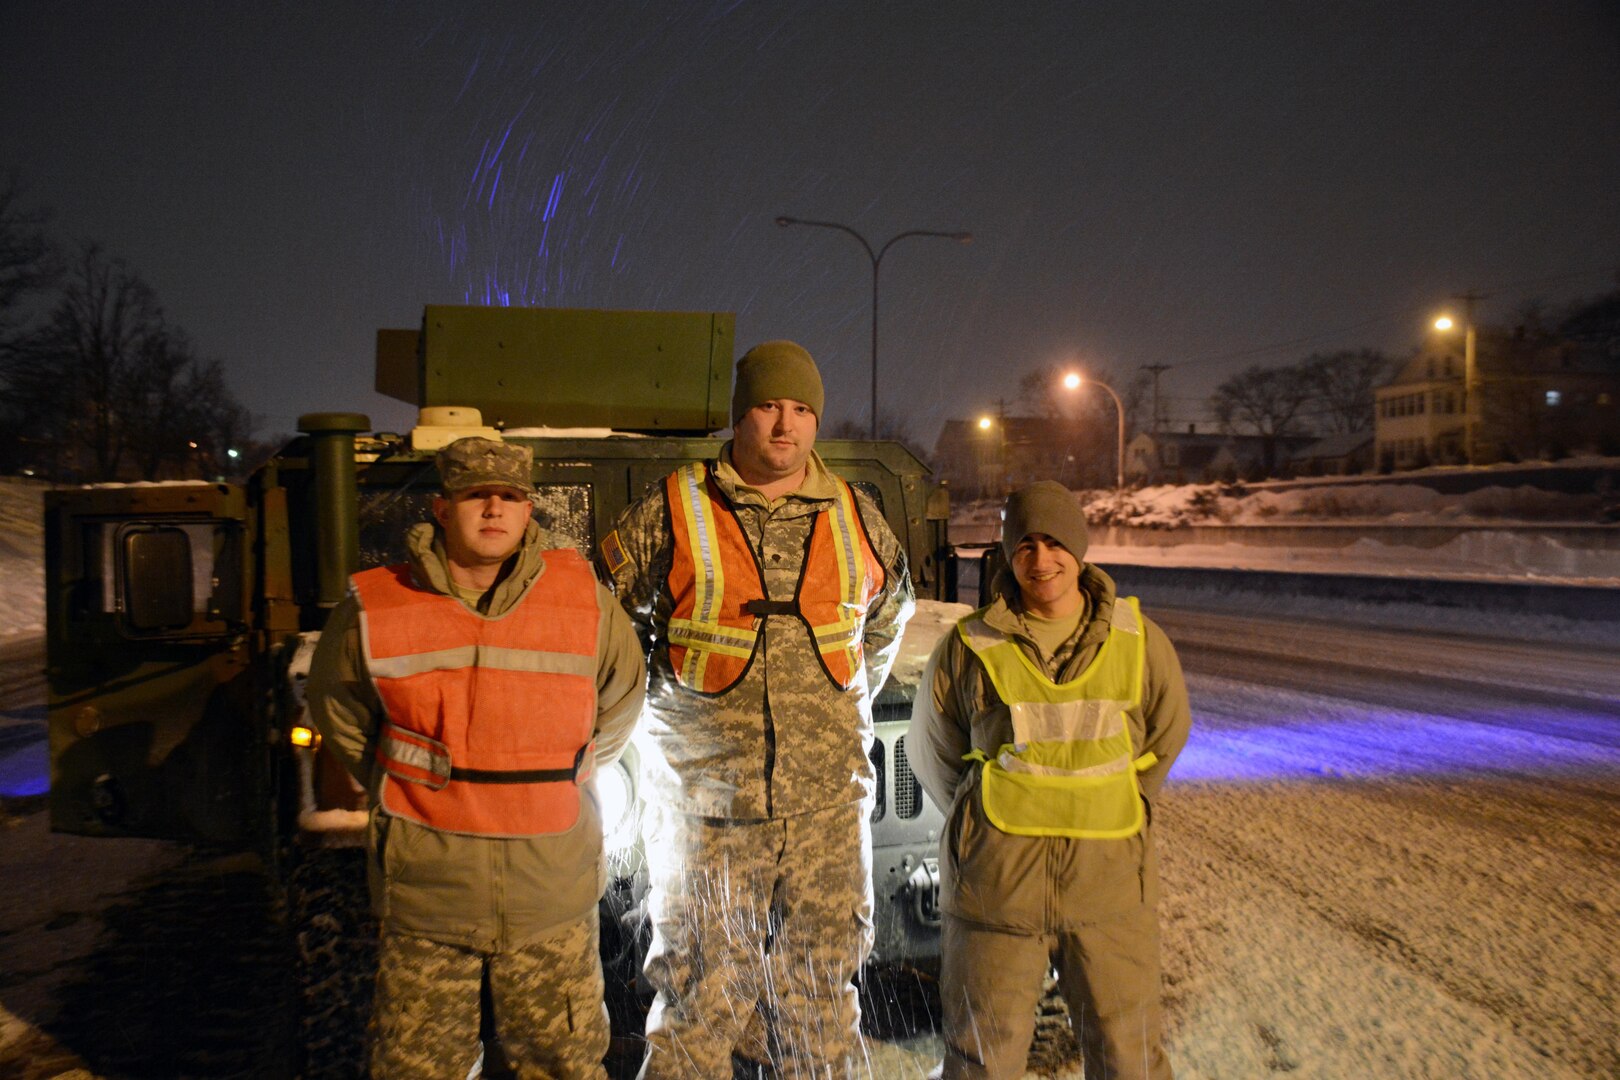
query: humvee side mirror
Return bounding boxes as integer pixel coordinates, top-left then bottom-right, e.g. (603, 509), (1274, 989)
(123, 528), (195, 631)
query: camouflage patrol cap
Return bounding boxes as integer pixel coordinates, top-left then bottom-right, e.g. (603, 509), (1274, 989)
(435, 437), (536, 495)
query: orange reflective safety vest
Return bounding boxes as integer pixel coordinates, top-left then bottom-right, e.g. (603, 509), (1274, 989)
(663, 461), (885, 696)
(354, 548), (600, 838)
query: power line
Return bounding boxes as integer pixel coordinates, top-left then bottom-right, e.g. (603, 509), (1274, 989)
(1138, 363), (1172, 433)
(1170, 263), (1618, 371)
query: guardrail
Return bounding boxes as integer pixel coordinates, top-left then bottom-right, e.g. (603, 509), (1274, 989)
(1090, 522), (1620, 554)
(1105, 564), (1620, 645)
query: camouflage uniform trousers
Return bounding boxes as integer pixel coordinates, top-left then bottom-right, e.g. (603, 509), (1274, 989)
(938, 907), (1170, 1080)
(371, 909), (610, 1080)
(639, 799), (876, 1079)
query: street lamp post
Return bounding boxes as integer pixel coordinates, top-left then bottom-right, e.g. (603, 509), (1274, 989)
(976, 414), (999, 499)
(1061, 371), (1125, 491)
(776, 216), (972, 439)
(1435, 291), (1485, 466)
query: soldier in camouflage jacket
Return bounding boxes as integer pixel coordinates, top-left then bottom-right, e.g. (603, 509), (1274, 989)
(309, 437), (646, 1079)
(601, 341), (913, 1078)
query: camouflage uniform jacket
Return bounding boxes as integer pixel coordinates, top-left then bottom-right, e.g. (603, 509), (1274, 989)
(907, 564), (1191, 930)
(306, 519), (647, 951)
(604, 446), (913, 820)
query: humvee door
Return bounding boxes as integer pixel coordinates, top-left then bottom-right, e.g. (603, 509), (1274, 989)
(45, 483), (260, 842)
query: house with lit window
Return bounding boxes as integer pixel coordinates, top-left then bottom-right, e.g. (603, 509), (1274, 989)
(1374, 324), (1620, 470)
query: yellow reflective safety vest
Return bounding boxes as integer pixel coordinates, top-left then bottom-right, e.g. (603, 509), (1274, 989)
(663, 461), (884, 695)
(957, 597), (1156, 839)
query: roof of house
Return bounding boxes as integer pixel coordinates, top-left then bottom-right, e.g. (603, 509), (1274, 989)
(1295, 431), (1374, 460)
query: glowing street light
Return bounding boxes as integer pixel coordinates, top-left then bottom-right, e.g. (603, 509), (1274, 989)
(775, 216), (972, 439)
(1061, 371), (1125, 491)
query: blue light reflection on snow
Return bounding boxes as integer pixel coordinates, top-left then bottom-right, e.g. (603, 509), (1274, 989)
(1173, 706), (1620, 785)
(0, 708), (47, 798)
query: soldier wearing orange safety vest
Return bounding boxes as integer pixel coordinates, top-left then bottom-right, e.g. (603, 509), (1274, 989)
(307, 436), (646, 1080)
(600, 340), (914, 1079)
(909, 481), (1192, 1080)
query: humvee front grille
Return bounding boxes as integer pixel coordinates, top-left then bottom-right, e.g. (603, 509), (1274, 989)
(894, 736), (923, 820)
(869, 742), (885, 823)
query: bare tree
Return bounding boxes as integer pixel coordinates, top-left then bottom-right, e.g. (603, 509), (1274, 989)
(122, 326), (209, 478)
(1558, 282), (1620, 355)
(175, 356), (263, 478)
(0, 175), (60, 471)
(10, 243), (255, 481)
(825, 407), (918, 454)
(0, 173), (57, 358)
(1210, 363), (1315, 474)
(1299, 349), (1393, 434)
(12, 244), (168, 478)
(1015, 363), (1069, 418)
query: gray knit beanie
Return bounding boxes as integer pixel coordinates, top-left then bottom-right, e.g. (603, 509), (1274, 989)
(1001, 481), (1089, 563)
(731, 340), (824, 424)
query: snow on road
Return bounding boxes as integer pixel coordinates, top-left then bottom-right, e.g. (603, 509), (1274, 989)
(1154, 610), (1619, 1079)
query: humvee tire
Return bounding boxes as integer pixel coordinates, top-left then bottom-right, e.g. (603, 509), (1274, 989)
(288, 845), (377, 1079)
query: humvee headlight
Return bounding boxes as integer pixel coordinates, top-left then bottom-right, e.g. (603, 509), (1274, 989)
(596, 762), (638, 855)
(290, 725), (321, 749)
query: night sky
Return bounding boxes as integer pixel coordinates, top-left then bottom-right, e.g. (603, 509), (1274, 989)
(4, 1), (1618, 447)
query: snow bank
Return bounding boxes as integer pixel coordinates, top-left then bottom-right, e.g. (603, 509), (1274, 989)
(0, 481), (45, 641)
(1085, 480), (1609, 528)
(1090, 531), (1620, 587)
(952, 476), (1620, 587)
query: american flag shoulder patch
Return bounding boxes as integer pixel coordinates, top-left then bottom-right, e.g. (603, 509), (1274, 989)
(600, 529), (629, 574)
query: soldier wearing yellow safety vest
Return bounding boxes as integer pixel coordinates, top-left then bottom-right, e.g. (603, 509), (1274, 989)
(307, 436), (646, 1079)
(600, 340), (914, 1078)
(908, 481), (1191, 1080)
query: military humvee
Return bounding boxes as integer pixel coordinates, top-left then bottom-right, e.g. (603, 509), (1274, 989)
(45, 305), (958, 1072)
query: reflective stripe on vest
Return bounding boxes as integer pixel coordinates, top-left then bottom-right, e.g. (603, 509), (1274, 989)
(354, 549), (599, 838)
(663, 461), (885, 695)
(958, 597), (1152, 839)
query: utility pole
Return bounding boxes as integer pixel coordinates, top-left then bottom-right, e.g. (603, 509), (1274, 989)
(1453, 290), (1488, 465)
(1140, 363), (1172, 434)
(996, 397), (1009, 497)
